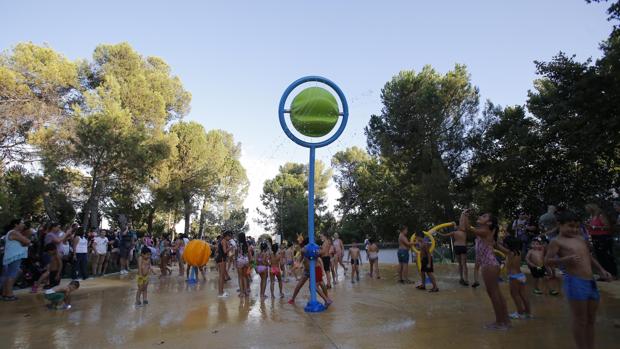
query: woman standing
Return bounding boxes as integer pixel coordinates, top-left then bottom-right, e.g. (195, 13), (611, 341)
(585, 204), (617, 279)
(216, 231), (232, 297)
(1, 219), (30, 301)
(72, 229), (89, 280)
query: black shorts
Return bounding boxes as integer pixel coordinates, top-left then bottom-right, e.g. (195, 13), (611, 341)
(454, 245), (467, 256)
(421, 256), (434, 273)
(119, 246), (130, 259)
(321, 256), (331, 271)
(350, 258), (360, 266)
(529, 266), (546, 279)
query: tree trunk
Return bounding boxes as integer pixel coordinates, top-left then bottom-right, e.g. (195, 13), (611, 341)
(42, 191), (58, 223)
(183, 194), (191, 235)
(81, 202), (91, 232)
(198, 197), (207, 239)
(89, 199), (99, 229)
(83, 167), (99, 233)
(146, 205), (155, 234)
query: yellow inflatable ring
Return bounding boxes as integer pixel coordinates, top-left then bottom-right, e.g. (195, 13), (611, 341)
(409, 223), (456, 272)
(410, 231), (435, 254)
(409, 222), (455, 254)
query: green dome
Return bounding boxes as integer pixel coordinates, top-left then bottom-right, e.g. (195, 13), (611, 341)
(290, 87), (339, 137)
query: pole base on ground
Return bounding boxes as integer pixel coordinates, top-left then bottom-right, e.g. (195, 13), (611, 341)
(186, 266), (198, 284)
(304, 300), (326, 313)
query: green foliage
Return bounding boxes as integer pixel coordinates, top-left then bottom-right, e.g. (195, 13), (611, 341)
(0, 42), (247, 235)
(0, 42), (78, 164)
(258, 161), (331, 241)
(0, 166), (75, 228)
(365, 65), (478, 228)
(332, 0), (620, 238)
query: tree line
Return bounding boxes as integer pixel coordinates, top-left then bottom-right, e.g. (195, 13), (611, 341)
(0, 42), (248, 237)
(259, 0), (620, 242)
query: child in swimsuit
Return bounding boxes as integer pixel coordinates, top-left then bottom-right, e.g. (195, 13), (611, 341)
(497, 236), (531, 319)
(269, 243), (284, 298)
(288, 238), (332, 307)
(136, 247), (153, 306)
(416, 233), (438, 292)
(236, 233), (252, 297)
(526, 237), (551, 295)
(367, 239), (380, 279)
(283, 243), (294, 281)
(545, 210), (612, 349)
(45, 280), (79, 310)
(461, 210), (510, 330)
(347, 241), (362, 283)
(256, 241), (270, 299)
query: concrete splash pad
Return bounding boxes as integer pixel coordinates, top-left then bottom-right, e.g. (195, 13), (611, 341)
(1, 264), (619, 348)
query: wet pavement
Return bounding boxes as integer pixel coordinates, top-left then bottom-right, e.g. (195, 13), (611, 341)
(1, 262), (619, 349)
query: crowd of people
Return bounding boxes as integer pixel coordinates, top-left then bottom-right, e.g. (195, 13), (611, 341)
(0, 220), (202, 300)
(1, 201), (618, 349)
(390, 202), (618, 349)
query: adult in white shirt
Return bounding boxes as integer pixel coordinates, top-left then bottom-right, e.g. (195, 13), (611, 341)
(92, 230), (109, 276)
(72, 230), (89, 280)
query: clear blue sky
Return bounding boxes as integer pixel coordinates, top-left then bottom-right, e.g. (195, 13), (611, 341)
(0, 0), (613, 235)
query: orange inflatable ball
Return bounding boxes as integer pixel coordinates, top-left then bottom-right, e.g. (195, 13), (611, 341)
(183, 240), (211, 267)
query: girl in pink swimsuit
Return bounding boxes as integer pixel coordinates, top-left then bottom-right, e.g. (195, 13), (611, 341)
(256, 242), (270, 299)
(269, 243), (284, 298)
(461, 209), (510, 330)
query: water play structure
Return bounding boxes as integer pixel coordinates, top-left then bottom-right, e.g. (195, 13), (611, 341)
(279, 76), (348, 312)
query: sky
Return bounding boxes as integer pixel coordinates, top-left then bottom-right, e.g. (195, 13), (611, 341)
(0, 0), (614, 237)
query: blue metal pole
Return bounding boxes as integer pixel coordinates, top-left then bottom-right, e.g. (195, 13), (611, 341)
(304, 146), (324, 312)
(307, 146), (318, 305)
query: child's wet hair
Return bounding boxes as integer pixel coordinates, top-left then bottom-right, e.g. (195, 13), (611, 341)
(260, 241), (269, 251)
(557, 210), (579, 225)
(69, 280), (80, 289)
(45, 243), (57, 251)
(141, 246), (151, 255)
(272, 243), (279, 253)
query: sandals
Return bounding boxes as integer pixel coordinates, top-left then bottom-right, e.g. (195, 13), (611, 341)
(483, 323), (510, 331)
(416, 285), (426, 290)
(428, 288), (439, 293)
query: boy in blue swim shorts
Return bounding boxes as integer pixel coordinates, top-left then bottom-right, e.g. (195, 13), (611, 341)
(545, 211), (612, 349)
(397, 225), (415, 284)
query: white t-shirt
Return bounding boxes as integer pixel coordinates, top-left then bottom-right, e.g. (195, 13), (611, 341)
(58, 232), (70, 256)
(76, 236), (88, 254)
(94, 236), (109, 254)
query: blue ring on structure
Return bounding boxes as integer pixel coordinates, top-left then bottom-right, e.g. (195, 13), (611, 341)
(278, 76), (349, 149)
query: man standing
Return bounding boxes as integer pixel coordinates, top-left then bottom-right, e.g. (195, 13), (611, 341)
(119, 227), (132, 275)
(539, 205), (558, 239)
(438, 225), (468, 286)
(512, 212), (536, 258)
